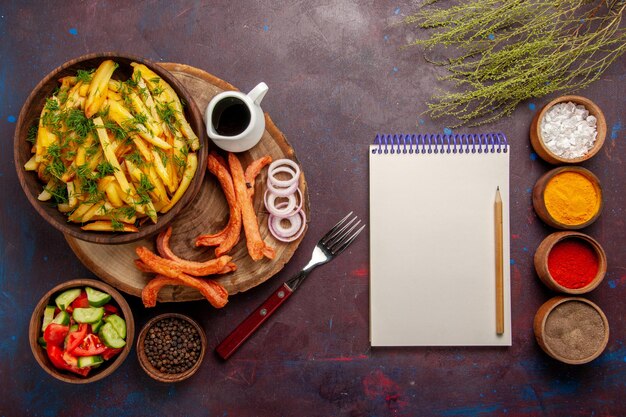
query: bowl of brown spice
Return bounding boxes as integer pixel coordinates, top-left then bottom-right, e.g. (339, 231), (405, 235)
(137, 313), (206, 382)
(534, 296), (609, 365)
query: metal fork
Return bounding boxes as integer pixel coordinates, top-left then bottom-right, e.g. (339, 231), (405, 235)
(216, 212), (365, 360)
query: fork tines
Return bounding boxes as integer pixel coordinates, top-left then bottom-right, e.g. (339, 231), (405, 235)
(321, 212), (365, 255)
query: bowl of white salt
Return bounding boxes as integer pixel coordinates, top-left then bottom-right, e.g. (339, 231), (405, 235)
(530, 95), (606, 164)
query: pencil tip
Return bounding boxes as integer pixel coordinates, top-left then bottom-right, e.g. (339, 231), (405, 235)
(497, 186), (500, 191)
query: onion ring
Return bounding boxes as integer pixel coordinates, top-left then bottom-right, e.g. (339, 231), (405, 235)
(264, 190), (296, 216)
(268, 208), (307, 242)
(268, 159), (300, 188)
(266, 178), (299, 197)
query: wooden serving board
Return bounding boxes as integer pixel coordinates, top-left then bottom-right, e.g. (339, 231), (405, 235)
(65, 63), (309, 302)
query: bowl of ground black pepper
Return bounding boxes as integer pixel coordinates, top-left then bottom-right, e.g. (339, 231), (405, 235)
(137, 313), (206, 382)
(534, 296), (609, 365)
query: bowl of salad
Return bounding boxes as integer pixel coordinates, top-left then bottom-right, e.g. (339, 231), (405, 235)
(29, 278), (134, 383)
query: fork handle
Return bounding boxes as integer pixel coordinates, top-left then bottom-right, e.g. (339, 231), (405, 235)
(215, 283), (294, 360)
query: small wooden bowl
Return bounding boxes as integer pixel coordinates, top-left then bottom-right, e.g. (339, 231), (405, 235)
(13, 52), (208, 245)
(534, 231), (607, 294)
(532, 166), (602, 229)
(29, 278), (134, 384)
(534, 296), (609, 365)
(530, 95), (606, 164)
(136, 313), (206, 383)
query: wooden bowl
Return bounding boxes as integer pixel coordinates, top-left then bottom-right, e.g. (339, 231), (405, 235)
(29, 278), (135, 384)
(13, 52), (208, 245)
(532, 166), (602, 229)
(534, 296), (609, 365)
(534, 231), (607, 294)
(136, 313), (206, 383)
(530, 95), (606, 164)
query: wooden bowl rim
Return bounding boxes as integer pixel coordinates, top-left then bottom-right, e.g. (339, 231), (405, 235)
(13, 52), (208, 245)
(29, 278), (135, 384)
(534, 231), (607, 294)
(535, 296), (609, 365)
(532, 166), (603, 229)
(136, 313), (207, 383)
(530, 95), (606, 164)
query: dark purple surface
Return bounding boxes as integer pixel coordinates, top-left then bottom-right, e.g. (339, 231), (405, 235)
(1, 2), (624, 416)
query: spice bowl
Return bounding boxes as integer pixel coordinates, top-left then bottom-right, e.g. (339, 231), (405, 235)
(29, 278), (134, 384)
(532, 166), (602, 229)
(534, 296), (609, 365)
(534, 231), (607, 294)
(530, 95), (606, 164)
(137, 313), (206, 383)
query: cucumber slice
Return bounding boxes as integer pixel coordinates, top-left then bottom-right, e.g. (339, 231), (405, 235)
(41, 305), (56, 331)
(55, 288), (81, 311)
(99, 322), (126, 348)
(69, 324), (79, 333)
(104, 314), (126, 339)
(85, 287), (112, 307)
(77, 355), (103, 368)
(38, 336), (47, 348)
(91, 320), (104, 334)
(72, 307), (104, 324)
(51, 311), (70, 326)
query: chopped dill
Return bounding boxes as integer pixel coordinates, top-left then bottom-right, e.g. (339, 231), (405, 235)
(136, 174), (154, 204)
(137, 174), (155, 194)
(65, 109), (94, 139)
(82, 180), (104, 204)
(154, 147), (169, 166)
(127, 70), (141, 88)
(45, 184), (69, 206)
(156, 102), (179, 134)
(102, 120), (129, 142)
(76, 163), (91, 180)
(44, 98), (60, 112)
(110, 218), (124, 231)
(133, 113), (148, 126)
(119, 205), (137, 219)
(76, 69), (95, 83)
(96, 161), (117, 178)
(27, 125), (38, 144)
(124, 151), (146, 167)
(173, 154), (187, 169)
(97, 104), (110, 118)
(85, 144), (99, 158)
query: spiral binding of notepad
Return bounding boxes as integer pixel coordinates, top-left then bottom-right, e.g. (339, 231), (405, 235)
(372, 133), (508, 155)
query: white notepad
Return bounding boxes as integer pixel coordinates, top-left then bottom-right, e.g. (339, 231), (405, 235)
(369, 133), (511, 346)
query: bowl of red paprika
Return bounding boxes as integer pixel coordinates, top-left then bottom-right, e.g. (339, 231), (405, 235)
(29, 278), (134, 384)
(534, 231), (607, 294)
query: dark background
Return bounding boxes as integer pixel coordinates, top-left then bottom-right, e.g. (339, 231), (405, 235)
(1, 1), (624, 416)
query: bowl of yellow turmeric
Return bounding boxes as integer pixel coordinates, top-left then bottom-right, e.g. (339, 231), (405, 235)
(532, 166), (602, 229)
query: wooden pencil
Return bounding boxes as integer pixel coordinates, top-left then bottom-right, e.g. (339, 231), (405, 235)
(495, 187), (504, 335)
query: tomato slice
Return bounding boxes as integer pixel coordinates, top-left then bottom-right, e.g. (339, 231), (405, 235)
(43, 323), (69, 346)
(103, 304), (118, 315)
(46, 345), (90, 377)
(47, 344), (68, 369)
(66, 323), (89, 353)
(71, 291), (90, 309)
(102, 347), (123, 361)
(73, 333), (107, 356)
